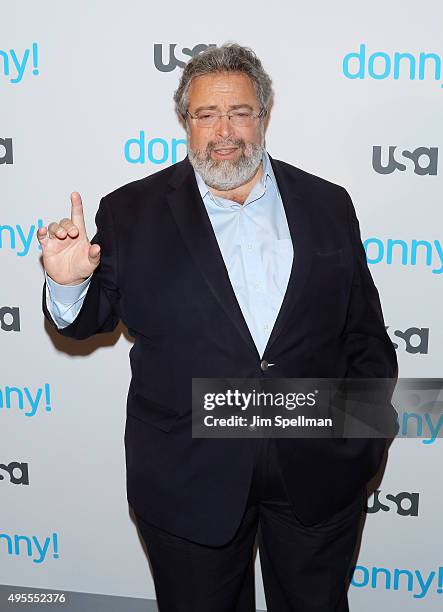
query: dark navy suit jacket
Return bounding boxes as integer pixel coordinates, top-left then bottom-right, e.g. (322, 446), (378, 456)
(42, 156), (398, 545)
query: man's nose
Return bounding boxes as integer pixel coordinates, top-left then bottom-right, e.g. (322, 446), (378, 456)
(215, 115), (235, 139)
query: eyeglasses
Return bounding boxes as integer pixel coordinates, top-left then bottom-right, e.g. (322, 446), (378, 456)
(186, 108), (266, 128)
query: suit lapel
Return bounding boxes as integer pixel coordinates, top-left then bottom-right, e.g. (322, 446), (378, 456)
(166, 155), (314, 359)
(166, 158), (260, 358)
(262, 157), (314, 355)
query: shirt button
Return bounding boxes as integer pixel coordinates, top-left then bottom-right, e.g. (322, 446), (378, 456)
(260, 360), (269, 371)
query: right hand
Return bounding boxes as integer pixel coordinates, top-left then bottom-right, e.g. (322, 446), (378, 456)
(37, 192), (101, 286)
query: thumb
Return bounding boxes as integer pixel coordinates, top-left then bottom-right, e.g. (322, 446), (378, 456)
(88, 243), (101, 265)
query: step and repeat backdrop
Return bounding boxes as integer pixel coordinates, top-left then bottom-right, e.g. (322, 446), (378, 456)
(1, 1), (442, 610)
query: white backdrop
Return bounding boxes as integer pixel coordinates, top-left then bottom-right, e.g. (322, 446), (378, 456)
(2, 1), (442, 610)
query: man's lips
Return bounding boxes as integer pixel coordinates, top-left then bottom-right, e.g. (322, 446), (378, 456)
(213, 147), (239, 155)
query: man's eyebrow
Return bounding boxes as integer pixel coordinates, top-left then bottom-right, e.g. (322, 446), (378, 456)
(192, 104), (255, 113)
(193, 105), (218, 113)
(229, 104), (254, 111)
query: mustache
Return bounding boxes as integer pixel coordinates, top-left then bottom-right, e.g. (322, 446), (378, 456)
(206, 138), (246, 153)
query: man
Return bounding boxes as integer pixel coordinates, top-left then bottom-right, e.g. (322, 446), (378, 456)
(38, 43), (398, 611)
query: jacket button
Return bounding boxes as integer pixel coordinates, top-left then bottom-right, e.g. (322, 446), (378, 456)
(260, 359), (269, 371)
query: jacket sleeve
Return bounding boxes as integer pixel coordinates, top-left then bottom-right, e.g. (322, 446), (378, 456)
(339, 188), (399, 438)
(342, 188), (398, 380)
(42, 196), (121, 339)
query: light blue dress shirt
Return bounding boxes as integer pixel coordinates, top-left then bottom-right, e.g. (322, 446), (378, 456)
(45, 151), (294, 358)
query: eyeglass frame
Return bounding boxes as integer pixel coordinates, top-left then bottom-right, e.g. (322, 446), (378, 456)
(185, 107), (267, 127)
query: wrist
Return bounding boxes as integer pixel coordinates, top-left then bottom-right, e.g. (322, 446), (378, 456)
(45, 272), (92, 287)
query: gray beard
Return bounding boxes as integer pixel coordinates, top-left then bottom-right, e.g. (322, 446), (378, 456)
(188, 141), (264, 191)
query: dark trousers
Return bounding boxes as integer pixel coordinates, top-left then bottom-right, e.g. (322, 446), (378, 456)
(135, 438), (366, 611)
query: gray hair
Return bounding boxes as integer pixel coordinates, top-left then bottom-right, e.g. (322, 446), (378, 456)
(173, 43), (274, 122)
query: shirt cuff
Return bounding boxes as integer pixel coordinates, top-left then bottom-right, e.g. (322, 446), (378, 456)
(45, 271), (93, 304)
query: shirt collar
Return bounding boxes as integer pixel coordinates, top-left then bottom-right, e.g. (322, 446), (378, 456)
(194, 150), (277, 201)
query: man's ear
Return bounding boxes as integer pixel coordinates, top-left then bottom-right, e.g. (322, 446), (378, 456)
(176, 110), (187, 131)
(263, 102), (272, 132)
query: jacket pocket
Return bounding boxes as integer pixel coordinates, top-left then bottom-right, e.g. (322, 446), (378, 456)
(315, 248), (344, 258)
(126, 390), (180, 432)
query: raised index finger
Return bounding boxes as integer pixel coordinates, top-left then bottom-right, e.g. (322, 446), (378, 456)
(70, 191), (87, 234)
